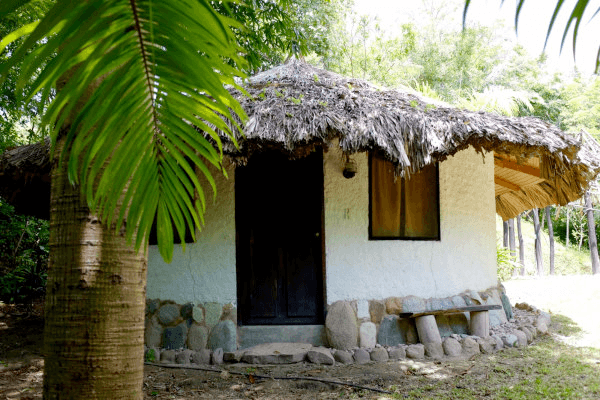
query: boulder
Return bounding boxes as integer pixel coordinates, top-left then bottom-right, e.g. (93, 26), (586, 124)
(145, 315), (163, 348)
(204, 302), (223, 327)
(221, 304), (237, 323)
(388, 346), (406, 360)
(160, 349), (176, 363)
(175, 349), (193, 364)
(500, 292), (513, 320)
(369, 300), (386, 324)
(385, 297), (403, 314)
(477, 337), (496, 354)
(424, 342), (444, 359)
(162, 322), (188, 350)
(442, 338), (462, 357)
(501, 334), (518, 347)
(325, 301), (358, 350)
(451, 295), (467, 308)
(242, 343), (311, 364)
(353, 348), (370, 364)
(146, 299), (161, 314)
(377, 315), (417, 346)
(513, 330), (528, 347)
(370, 347), (389, 362)
(402, 296), (426, 313)
(307, 347), (335, 365)
(334, 350), (354, 364)
(535, 320), (549, 335)
(357, 300), (370, 320)
(359, 322), (377, 348)
(406, 344), (425, 359)
(519, 327), (533, 343)
(207, 320), (237, 352)
(224, 350), (244, 363)
(491, 335), (504, 350)
(180, 303), (194, 319)
(158, 304), (182, 326)
(187, 324), (209, 350)
(211, 348), (224, 365)
(462, 337), (480, 355)
(192, 306), (204, 324)
(191, 349), (212, 365)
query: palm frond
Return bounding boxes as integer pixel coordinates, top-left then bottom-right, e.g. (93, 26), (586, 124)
(0, 0), (247, 262)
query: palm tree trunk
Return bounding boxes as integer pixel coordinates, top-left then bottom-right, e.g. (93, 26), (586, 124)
(502, 220), (509, 248)
(532, 208), (544, 276)
(545, 206), (555, 275)
(584, 191), (600, 275)
(566, 207), (570, 247)
(43, 137), (147, 399)
(517, 214), (525, 275)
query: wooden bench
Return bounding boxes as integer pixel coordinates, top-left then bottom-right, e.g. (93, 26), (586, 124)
(399, 305), (503, 344)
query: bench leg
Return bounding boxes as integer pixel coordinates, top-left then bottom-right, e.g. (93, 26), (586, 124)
(470, 311), (490, 337)
(414, 315), (442, 344)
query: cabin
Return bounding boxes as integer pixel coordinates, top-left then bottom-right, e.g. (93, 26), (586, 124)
(2, 59), (599, 352)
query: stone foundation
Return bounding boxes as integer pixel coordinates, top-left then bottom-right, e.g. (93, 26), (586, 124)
(144, 284), (511, 351)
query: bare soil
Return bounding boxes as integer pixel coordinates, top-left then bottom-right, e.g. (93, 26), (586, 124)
(1, 277), (599, 399)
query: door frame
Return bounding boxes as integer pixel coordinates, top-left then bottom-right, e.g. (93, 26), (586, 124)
(234, 149), (326, 326)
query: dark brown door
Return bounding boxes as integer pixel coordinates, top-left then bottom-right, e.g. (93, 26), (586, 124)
(236, 150), (324, 325)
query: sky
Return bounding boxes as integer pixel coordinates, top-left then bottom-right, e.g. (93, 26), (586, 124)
(352, 0), (600, 76)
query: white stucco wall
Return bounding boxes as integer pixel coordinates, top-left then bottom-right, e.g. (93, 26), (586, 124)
(146, 145), (497, 305)
(324, 145), (497, 302)
(146, 163), (238, 305)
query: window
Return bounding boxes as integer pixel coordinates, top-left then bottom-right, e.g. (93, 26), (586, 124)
(369, 153), (440, 240)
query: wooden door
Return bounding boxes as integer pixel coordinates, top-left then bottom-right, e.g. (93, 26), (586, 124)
(236, 150), (324, 325)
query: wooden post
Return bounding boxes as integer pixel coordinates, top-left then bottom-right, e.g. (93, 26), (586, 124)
(414, 315), (442, 344)
(585, 192), (600, 275)
(470, 311), (490, 337)
(517, 214), (525, 275)
(532, 208), (544, 276)
(503, 221), (509, 248)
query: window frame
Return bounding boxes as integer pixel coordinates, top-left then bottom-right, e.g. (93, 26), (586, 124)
(368, 152), (441, 241)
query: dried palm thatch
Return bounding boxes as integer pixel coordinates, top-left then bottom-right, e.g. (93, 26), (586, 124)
(1, 59), (599, 220)
(221, 58), (600, 220)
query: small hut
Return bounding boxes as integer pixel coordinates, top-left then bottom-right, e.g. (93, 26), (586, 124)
(2, 59), (599, 350)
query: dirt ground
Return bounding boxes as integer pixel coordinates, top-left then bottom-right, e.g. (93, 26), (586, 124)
(1, 276), (599, 399)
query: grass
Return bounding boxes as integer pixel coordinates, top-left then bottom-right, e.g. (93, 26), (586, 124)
(496, 216), (593, 277)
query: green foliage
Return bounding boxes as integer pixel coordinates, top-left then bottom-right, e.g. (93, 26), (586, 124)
(496, 242), (519, 281)
(145, 348), (156, 362)
(0, 199), (49, 304)
(1, 0), (248, 262)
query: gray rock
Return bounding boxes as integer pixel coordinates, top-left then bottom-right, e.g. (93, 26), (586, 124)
(146, 299), (161, 314)
(451, 295), (467, 308)
(204, 302), (223, 327)
(535, 320), (549, 335)
(187, 324), (209, 351)
(242, 343), (311, 364)
(442, 338), (462, 357)
(520, 327), (533, 343)
(377, 315), (417, 346)
(158, 304), (182, 326)
(448, 313), (469, 335)
(359, 322), (377, 348)
(478, 337), (496, 354)
(191, 349), (211, 365)
(325, 301), (358, 350)
(176, 349), (193, 364)
(467, 290), (483, 305)
(145, 347), (160, 363)
(221, 305), (237, 324)
(424, 342), (444, 359)
(513, 330), (527, 347)
(462, 337), (480, 355)
(334, 350), (354, 364)
(527, 325), (538, 338)
(162, 322), (188, 350)
(160, 349), (176, 363)
(353, 348), (370, 364)
(370, 347), (389, 362)
(369, 300), (386, 324)
(192, 306), (204, 324)
(403, 296), (426, 313)
(537, 311), (551, 326)
(211, 348), (224, 365)
(491, 335), (504, 350)
(145, 316), (163, 348)
(436, 315), (454, 338)
(500, 292), (513, 320)
(207, 320), (237, 352)
(388, 347), (406, 360)
(307, 347), (335, 365)
(406, 344), (425, 359)
(180, 303), (194, 319)
(427, 298), (445, 311)
(224, 350), (244, 363)
(462, 295), (474, 306)
(357, 300), (370, 319)
(501, 334), (518, 347)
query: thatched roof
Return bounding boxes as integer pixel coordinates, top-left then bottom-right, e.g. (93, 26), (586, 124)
(1, 59), (599, 220)
(222, 58), (600, 219)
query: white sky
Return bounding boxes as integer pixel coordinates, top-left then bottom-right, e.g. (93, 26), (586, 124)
(352, 0), (600, 76)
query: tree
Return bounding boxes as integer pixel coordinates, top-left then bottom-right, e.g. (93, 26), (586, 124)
(545, 206), (555, 275)
(516, 213), (525, 275)
(584, 191), (600, 274)
(532, 208), (544, 276)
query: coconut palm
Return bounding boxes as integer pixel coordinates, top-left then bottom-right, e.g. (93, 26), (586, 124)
(1, 0), (246, 397)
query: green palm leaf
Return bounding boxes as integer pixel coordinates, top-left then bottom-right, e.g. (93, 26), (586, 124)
(0, 0), (247, 262)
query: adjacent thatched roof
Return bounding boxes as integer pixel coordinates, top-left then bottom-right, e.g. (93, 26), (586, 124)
(1, 58), (599, 220)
